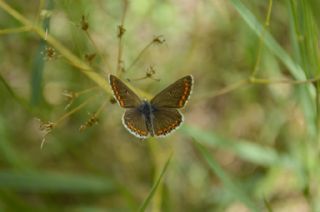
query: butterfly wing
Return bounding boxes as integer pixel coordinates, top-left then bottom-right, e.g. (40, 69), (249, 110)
(109, 74), (142, 108)
(152, 108), (183, 137)
(151, 75), (193, 108)
(122, 108), (149, 138)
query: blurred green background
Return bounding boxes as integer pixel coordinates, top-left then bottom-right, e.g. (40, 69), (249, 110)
(1, 0), (320, 211)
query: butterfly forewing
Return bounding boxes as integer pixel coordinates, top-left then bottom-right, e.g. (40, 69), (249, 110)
(109, 74), (193, 138)
(122, 108), (149, 138)
(151, 75), (193, 108)
(109, 74), (142, 108)
(152, 108), (183, 137)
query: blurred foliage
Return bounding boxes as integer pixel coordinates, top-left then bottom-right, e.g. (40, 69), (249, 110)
(1, 0), (320, 211)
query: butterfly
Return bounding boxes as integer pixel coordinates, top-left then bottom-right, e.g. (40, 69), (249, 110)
(109, 74), (193, 138)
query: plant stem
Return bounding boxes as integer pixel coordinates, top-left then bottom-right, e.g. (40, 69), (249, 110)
(0, 0), (110, 94)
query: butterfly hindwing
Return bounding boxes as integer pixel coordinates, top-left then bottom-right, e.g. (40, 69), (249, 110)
(109, 74), (141, 108)
(110, 74), (193, 138)
(152, 107), (183, 137)
(122, 108), (149, 138)
(151, 75), (193, 108)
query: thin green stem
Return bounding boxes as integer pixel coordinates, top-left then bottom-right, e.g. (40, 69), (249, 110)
(251, 0), (273, 78)
(0, 0), (109, 93)
(116, 0), (128, 76)
(84, 30), (112, 72)
(250, 76), (320, 84)
(0, 73), (30, 111)
(0, 26), (31, 34)
(139, 152), (173, 212)
(195, 75), (320, 102)
(94, 100), (107, 116)
(35, 0), (44, 25)
(55, 96), (95, 125)
(194, 79), (249, 101)
(126, 40), (155, 73)
(76, 86), (100, 96)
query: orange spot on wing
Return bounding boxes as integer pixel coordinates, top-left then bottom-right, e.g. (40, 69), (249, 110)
(127, 121), (148, 136)
(178, 100), (183, 107)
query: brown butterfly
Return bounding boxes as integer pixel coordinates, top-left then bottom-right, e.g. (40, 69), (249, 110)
(109, 75), (193, 138)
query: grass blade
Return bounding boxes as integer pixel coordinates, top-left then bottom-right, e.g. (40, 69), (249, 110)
(229, 0), (317, 136)
(194, 140), (259, 211)
(139, 153), (172, 212)
(263, 197), (273, 212)
(0, 117), (29, 169)
(229, 0), (306, 80)
(0, 171), (115, 194)
(182, 125), (293, 167)
(31, 0), (54, 106)
(0, 74), (29, 110)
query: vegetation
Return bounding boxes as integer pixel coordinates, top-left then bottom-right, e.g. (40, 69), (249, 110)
(1, 0), (320, 211)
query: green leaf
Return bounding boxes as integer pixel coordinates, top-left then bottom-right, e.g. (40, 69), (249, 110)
(139, 153), (172, 212)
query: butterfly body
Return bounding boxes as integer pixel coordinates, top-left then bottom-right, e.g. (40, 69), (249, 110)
(137, 100), (156, 136)
(109, 74), (193, 138)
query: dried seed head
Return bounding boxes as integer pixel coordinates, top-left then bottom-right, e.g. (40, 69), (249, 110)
(39, 120), (56, 133)
(81, 15), (89, 31)
(117, 25), (126, 38)
(85, 53), (96, 63)
(153, 35), (165, 45)
(146, 66), (160, 81)
(41, 46), (58, 61)
(37, 119), (57, 149)
(79, 115), (99, 132)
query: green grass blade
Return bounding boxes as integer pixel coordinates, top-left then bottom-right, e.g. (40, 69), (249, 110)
(229, 0), (317, 137)
(139, 153), (172, 212)
(0, 116), (29, 169)
(31, 0), (54, 106)
(229, 0), (306, 80)
(0, 74), (29, 110)
(30, 42), (45, 106)
(263, 197), (273, 212)
(289, 0), (320, 136)
(194, 140), (259, 211)
(0, 171), (116, 194)
(182, 125), (291, 167)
